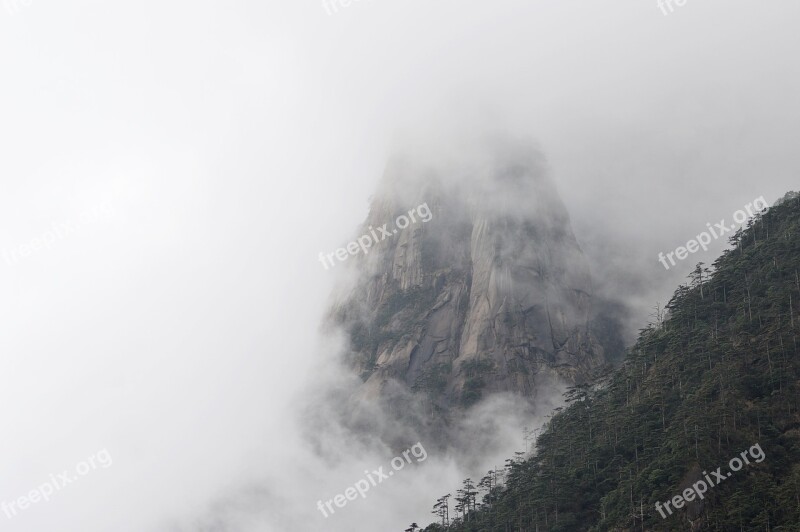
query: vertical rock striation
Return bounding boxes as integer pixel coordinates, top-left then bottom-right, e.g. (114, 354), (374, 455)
(330, 141), (616, 433)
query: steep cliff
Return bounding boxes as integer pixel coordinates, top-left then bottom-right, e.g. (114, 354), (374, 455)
(330, 142), (619, 423)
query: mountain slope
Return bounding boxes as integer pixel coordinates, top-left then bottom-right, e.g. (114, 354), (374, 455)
(420, 191), (800, 531)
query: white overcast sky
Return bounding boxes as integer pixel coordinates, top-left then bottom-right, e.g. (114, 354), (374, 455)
(1, 1), (799, 531)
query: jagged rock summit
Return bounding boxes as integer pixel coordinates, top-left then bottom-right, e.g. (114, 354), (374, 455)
(331, 140), (618, 424)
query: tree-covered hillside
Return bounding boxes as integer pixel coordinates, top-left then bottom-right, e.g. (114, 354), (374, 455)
(417, 191), (800, 531)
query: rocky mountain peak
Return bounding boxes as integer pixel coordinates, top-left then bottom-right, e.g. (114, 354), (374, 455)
(330, 141), (619, 433)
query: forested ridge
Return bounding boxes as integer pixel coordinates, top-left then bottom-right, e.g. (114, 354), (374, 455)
(411, 191), (800, 532)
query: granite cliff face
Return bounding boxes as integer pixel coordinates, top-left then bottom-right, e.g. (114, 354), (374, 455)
(330, 143), (617, 423)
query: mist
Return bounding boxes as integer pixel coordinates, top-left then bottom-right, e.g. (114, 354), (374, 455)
(1, 0), (799, 531)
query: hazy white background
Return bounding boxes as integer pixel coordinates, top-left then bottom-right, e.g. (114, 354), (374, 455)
(1, 0), (799, 531)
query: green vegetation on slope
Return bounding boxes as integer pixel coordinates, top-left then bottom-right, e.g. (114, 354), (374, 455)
(418, 191), (800, 531)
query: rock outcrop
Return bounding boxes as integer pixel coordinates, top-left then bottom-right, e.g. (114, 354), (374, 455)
(330, 141), (618, 424)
